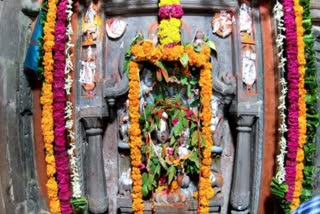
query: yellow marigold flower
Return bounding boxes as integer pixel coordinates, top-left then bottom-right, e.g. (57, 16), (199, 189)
(159, 0), (180, 7)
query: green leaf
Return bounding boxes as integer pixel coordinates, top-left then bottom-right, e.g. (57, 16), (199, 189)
(170, 136), (176, 146)
(173, 122), (184, 136)
(179, 53), (189, 68)
(142, 185), (149, 197)
(194, 45), (202, 53)
(206, 40), (217, 53)
(159, 157), (168, 170)
(191, 130), (199, 147)
(189, 79), (198, 85)
(71, 197), (88, 211)
(152, 157), (159, 164)
(180, 75), (187, 85)
(166, 166), (177, 184)
(142, 172), (148, 184)
(155, 163), (161, 176)
(200, 134), (206, 147)
(187, 84), (191, 97)
(190, 122), (197, 131)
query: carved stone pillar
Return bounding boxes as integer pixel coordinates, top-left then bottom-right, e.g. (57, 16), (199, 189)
(230, 115), (256, 214)
(82, 117), (108, 213)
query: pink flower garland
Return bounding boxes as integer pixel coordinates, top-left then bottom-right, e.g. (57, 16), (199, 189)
(53, 0), (72, 213)
(158, 4), (184, 19)
(282, 0), (300, 202)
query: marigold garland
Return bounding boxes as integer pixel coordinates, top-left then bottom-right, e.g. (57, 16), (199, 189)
(158, 18), (181, 45)
(290, 0), (307, 210)
(129, 42), (214, 214)
(40, 0), (61, 213)
(198, 61), (215, 213)
(271, 0), (319, 213)
(128, 61), (144, 214)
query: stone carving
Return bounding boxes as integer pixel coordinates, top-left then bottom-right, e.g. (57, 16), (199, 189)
(230, 191), (250, 211)
(82, 4), (98, 46)
(156, 111), (170, 143)
(239, 3), (252, 36)
(118, 99), (130, 148)
(103, 46), (129, 107)
(118, 168), (133, 196)
(81, 117), (108, 213)
(230, 115), (256, 214)
(241, 45), (256, 93)
(90, 3), (263, 213)
(22, 0), (40, 17)
(212, 10), (234, 38)
(79, 46), (97, 96)
(140, 68), (155, 112)
(106, 18), (127, 39)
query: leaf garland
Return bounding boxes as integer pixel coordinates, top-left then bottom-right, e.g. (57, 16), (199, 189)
(300, 0), (319, 204)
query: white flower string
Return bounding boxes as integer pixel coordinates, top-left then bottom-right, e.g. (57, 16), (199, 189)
(64, 0), (82, 198)
(273, 0), (288, 184)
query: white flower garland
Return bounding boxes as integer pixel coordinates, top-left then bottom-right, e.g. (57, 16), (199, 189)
(273, 0), (288, 184)
(64, 0), (82, 198)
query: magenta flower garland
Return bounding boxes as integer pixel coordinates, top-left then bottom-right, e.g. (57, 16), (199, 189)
(282, 0), (300, 202)
(158, 4), (184, 19)
(53, 0), (72, 213)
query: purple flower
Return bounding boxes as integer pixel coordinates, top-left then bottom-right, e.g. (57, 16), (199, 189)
(140, 163), (146, 170)
(158, 5), (184, 19)
(172, 118), (179, 126)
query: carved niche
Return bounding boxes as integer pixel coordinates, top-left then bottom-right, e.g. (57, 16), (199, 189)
(75, 0), (264, 213)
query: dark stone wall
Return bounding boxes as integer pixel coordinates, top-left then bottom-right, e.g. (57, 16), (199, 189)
(0, 0), (47, 213)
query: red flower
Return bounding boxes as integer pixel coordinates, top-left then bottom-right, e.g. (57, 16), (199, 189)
(172, 118), (179, 126)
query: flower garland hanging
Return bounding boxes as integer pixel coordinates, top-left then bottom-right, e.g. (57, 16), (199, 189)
(158, 0), (183, 45)
(272, 0), (288, 186)
(291, 0), (307, 210)
(271, 0), (319, 213)
(128, 41), (214, 213)
(64, 0), (88, 210)
(40, 0), (61, 213)
(128, 61), (144, 214)
(198, 61), (215, 213)
(282, 0), (300, 206)
(270, 1), (289, 204)
(53, 0), (72, 212)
